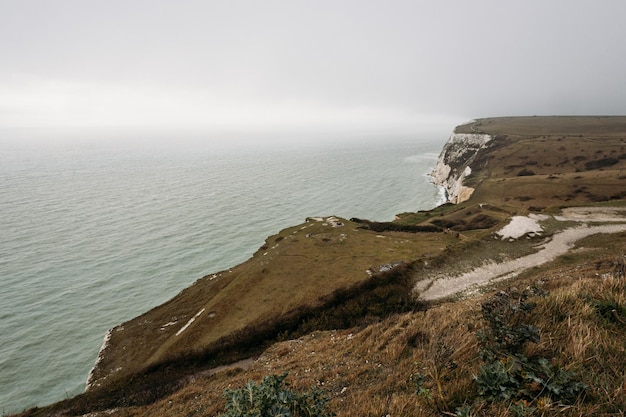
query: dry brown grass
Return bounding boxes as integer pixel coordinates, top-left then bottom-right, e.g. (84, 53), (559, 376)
(19, 249), (626, 417)
(455, 116), (626, 137)
(87, 217), (455, 392)
(469, 139), (626, 209)
(60, 252), (626, 417)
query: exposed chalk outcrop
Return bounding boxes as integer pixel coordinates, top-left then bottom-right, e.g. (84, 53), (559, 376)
(496, 214), (549, 240)
(85, 329), (113, 391)
(431, 133), (492, 204)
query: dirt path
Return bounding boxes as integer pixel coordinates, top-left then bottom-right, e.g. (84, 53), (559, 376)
(198, 357), (256, 377)
(417, 207), (626, 301)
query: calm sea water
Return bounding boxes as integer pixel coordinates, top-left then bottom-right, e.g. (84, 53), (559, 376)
(0, 127), (447, 414)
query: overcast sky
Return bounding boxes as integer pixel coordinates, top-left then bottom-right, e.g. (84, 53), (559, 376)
(2, 0), (626, 131)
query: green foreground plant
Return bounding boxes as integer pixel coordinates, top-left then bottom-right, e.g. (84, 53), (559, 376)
(474, 288), (586, 404)
(219, 373), (334, 417)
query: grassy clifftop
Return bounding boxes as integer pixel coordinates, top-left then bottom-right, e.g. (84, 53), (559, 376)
(17, 116), (626, 416)
(455, 116), (626, 136)
(462, 116), (626, 208)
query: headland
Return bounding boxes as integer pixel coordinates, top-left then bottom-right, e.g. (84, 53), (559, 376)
(17, 116), (626, 417)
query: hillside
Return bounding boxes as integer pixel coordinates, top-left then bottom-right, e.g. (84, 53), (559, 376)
(16, 116), (626, 416)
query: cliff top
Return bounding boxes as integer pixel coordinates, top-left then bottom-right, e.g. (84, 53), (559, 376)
(455, 115), (626, 136)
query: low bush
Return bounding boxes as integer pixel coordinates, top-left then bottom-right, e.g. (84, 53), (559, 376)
(465, 214), (499, 230)
(219, 373), (334, 417)
(474, 289), (586, 404)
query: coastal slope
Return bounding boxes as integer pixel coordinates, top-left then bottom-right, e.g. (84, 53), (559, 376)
(86, 216), (453, 392)
(18, 116), (626, 417)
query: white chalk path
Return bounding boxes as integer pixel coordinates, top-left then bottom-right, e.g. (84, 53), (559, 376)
(176, 308), (205, 336)
(417, 207), (626, 301)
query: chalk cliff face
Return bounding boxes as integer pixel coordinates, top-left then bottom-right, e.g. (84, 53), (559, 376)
(431, 132), (492, 204)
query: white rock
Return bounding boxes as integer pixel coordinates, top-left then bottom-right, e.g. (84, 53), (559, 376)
(431, 133), (492, 204)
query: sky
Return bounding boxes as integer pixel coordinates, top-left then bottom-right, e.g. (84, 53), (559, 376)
(1, 0), (626, 131)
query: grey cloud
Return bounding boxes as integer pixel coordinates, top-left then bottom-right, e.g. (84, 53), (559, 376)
(2, 0), (626, 128)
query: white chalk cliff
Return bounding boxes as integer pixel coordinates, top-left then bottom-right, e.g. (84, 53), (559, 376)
(431, 132), (492, 204)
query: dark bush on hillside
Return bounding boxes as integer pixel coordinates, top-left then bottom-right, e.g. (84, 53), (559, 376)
(350, 218), (441, 233)
(431, 214), (498, 231)
(517, 168), (535, 176)
(430, 219), (460, 229)
(515, 196), (533, 201)
(466, 214), (499, 230)
(587, 194), (610, 203)
(585, 158), (619, 170)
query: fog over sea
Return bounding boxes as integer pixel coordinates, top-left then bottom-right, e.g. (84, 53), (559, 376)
(0, 127), (448, 413)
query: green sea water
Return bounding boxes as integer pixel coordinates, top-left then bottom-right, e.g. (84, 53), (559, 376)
(0, 127), (448, 414)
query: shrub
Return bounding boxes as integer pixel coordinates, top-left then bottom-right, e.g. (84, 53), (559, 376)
(474, 289), (586, 403)
(477, 290), (540, 361)
(584, 158), (619, 170)
(517, 169), (535, 176)
(219, 373), (334, 417)
(465, 214), (499, 230)
(587, 194), (609, 202)
(349, 218), (441, 233)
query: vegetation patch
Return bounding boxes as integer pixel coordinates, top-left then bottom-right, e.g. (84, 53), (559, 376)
(350, 218), (441, 233)
(430, 213), (499, 231)
(474, 288), (586, 404)
(219, 373), (334, 417)
(584, 157), (619, 170)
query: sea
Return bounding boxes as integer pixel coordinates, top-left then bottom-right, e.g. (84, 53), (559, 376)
(0, 126), (449, 414)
